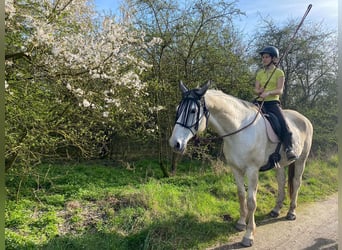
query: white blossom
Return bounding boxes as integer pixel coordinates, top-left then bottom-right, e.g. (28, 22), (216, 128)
(66, 83), (72, 90)
(148, 106), (165, 113)
(82, 99), (91, 107)
(5, 0), (161, 116)
(5, 0), (15, 20)
(75, 88), (84, 96)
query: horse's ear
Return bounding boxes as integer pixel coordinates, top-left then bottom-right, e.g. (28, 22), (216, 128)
(179, 81), (188, 94)
(196, 81), (211, 96)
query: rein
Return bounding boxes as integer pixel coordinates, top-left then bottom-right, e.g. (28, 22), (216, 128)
(195, 99), (265, 144)
(174, 89), (265, 144)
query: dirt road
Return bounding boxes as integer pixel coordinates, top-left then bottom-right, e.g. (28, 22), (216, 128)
(208, 193), (338, 250)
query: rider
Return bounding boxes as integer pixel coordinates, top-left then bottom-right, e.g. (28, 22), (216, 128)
(254, 46), (297, 161)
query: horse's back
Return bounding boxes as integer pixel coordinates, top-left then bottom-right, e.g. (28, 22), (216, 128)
(283, 109), (313, 134)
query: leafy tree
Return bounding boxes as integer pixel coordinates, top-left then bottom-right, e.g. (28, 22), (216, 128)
(119, 0), (255, 172)
(5, 0), (160, 170)
(127, 0), (251, 90)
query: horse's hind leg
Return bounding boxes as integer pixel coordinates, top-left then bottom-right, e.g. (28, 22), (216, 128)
(270, 167), (286, 217)
(286, 161), (305, 220)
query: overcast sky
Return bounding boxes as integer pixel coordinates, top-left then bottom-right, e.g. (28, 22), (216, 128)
(94, 0), (338, 36)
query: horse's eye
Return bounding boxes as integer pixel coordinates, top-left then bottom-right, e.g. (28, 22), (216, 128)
(190, 108), (197, 114)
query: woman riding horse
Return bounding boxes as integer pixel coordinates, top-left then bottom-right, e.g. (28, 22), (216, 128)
(254, 46), (297, 161)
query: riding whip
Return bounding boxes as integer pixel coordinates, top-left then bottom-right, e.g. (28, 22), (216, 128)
(261, 4), (313, 91)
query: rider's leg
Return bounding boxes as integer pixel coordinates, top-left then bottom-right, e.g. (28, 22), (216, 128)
(262, 101), (297, 160)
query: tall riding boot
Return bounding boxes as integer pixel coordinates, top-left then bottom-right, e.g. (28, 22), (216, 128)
(284, 132), (297, 161)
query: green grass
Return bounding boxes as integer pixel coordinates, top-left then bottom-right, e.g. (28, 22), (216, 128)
(5, 156), (338, 249)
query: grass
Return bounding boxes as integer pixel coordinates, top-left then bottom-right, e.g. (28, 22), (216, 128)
(5, 155), (338, 250)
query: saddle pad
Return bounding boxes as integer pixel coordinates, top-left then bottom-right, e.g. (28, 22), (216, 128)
(263, 115), (280, 143)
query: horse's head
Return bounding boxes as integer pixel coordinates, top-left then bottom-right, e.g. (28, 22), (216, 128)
(169, 81), (210, 153)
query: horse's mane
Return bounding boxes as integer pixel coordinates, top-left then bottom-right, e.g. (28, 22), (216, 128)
(205, 89), (256, 110)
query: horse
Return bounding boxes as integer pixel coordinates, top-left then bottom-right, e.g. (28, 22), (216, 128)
(168, 81), (313, 247)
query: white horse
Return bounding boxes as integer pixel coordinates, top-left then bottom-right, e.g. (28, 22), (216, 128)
(169, 81), (313, 247)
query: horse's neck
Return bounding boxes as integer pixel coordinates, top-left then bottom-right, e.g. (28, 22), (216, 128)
(205, 90), (258, 135)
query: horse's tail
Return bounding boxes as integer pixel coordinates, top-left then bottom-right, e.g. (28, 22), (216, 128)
(288, 162), (295, 199)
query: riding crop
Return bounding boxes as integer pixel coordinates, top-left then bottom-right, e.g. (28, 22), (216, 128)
(260, 4), (313, 91)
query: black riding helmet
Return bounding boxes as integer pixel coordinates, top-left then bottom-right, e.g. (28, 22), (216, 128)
(259, 46), (279, 58)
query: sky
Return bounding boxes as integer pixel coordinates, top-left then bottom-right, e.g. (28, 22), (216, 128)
(233, 0), (338, 36)
(94, 0), (338, 36)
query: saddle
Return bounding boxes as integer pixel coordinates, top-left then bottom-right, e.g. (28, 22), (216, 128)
(259, 111), (282, 172)
(263, 112), (281, 142)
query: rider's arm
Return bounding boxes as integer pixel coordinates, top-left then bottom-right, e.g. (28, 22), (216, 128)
(259, 76), (284, 98)
(254, 80), (264, 95)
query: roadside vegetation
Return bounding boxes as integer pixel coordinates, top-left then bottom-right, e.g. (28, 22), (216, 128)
(5, 155), (338, 249)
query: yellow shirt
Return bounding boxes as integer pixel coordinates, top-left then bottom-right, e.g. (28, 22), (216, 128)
(256, 68), (284, 102)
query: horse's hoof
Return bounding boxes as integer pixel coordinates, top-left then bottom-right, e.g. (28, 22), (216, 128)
(235, 223), (246, 231)
(286, 212), (296, 220)
(241, 237), (254, 247)
(269, 210), (280, 218)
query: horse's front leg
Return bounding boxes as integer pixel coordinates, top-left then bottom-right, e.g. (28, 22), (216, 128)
(241, 167), (259, 247)
(231, 168), (248, 231)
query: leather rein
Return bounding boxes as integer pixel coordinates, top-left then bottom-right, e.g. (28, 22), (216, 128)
(193, 97), (265, 144)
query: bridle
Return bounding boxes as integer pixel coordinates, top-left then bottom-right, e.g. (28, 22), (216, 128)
(174, 91), (209, 135)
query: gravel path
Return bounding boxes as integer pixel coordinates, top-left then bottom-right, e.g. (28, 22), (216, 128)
(208, 193), (338, 250)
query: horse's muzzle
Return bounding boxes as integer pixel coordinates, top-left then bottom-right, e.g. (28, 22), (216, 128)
(169, 138), (186, 154)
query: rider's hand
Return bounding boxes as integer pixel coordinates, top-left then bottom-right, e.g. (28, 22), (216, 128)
(259, 91), (269, 99)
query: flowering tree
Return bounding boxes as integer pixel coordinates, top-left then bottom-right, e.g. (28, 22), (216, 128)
(5, 0), (161, 170)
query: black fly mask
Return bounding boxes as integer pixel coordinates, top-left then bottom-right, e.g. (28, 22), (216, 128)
(174, 86), (210, 135)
